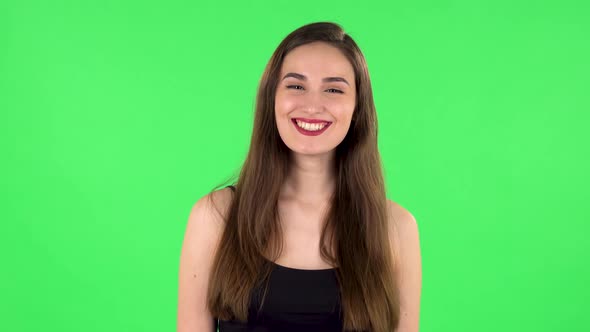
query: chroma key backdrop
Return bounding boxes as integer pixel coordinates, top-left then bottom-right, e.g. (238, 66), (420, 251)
(1, 0), (588, 331)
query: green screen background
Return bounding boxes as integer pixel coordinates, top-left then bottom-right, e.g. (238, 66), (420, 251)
(1, 0), (588, 331)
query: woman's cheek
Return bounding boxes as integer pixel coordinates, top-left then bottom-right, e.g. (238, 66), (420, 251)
(277, 97), (297, 114)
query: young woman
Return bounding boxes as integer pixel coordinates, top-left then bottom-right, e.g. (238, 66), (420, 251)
(178, 22), (422, 332)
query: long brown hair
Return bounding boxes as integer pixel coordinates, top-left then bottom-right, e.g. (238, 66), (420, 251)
(206, 21), (400, 332)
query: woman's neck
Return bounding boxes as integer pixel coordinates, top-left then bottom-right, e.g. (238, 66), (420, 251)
(282, 152), (336, 203)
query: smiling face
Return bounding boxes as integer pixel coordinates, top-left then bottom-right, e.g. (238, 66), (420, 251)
(275, 41), (356, 156)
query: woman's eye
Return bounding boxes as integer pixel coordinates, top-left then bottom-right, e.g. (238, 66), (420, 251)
(327, 88), (344, 94)
(286, 85), (343, 94)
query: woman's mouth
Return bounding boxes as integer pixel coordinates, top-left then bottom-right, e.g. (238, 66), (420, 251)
(291, 118), (332, 136)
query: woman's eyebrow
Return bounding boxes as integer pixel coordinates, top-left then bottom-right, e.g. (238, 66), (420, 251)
(281, 72), (350, 86)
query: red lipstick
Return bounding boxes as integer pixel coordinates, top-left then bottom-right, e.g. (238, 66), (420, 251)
(291, 118), (332, 136)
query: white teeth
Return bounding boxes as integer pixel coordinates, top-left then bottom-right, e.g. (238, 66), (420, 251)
(295, 120), (328, 131)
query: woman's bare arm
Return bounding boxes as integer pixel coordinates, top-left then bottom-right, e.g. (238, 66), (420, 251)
(177, 188), (232, 332)
(388, 200), (422, 332)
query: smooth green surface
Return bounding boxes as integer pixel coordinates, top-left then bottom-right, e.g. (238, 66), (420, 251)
(1, 1), (588, 331)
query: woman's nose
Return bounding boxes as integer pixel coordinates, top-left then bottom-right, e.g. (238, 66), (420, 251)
(301, 90), (325, 112)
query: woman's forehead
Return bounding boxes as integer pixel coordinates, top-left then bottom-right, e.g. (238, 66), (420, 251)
(280, 42), (354, 80)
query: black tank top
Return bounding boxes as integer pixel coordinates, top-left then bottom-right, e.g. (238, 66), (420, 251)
(215, 185), (343, 332)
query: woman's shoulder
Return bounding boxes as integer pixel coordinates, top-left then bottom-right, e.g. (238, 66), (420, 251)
(186, 186), (235, 236)
(386, 198), (419, 261)
(386, 199), (417, 230)
(195, 185), (235, 225)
